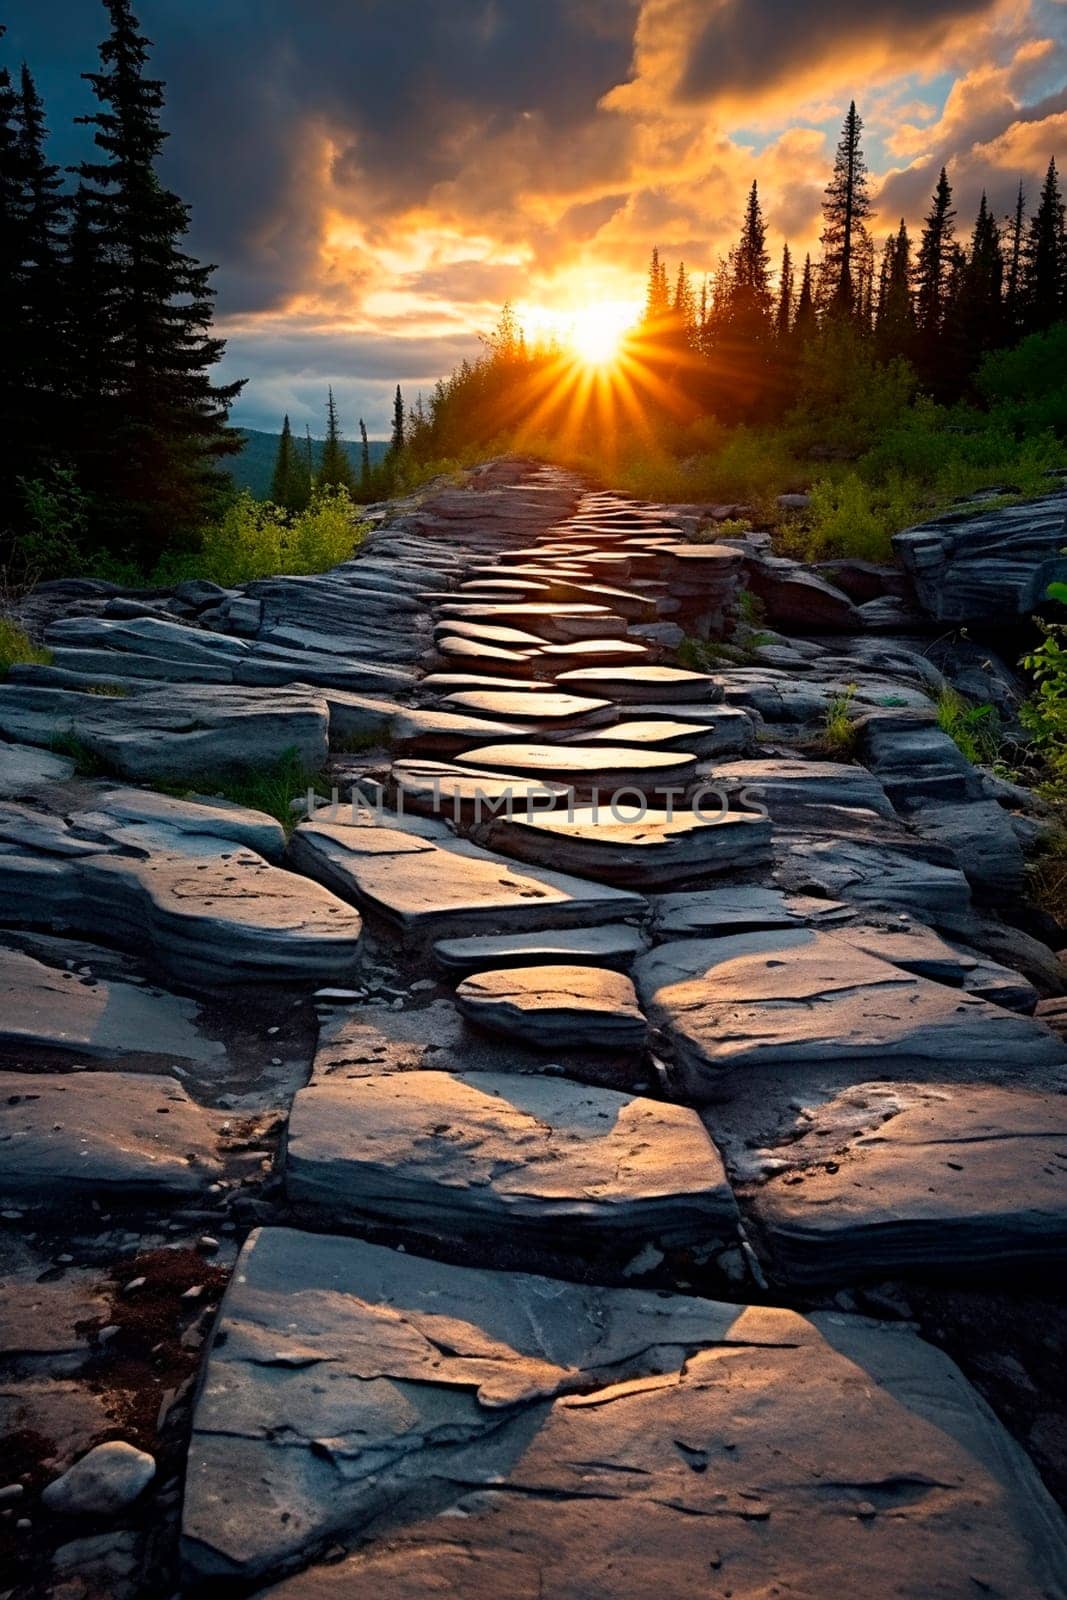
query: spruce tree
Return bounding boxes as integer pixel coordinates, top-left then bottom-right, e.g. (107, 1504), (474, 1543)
(775, 243), (793, 341)
(74, 0), (243, 558)
(319, 387), (354, 491)
(390, 385), (406, 454)
(957, 193), (1004, 361)
(0, 56), (27, 530)
(673, 262), (697, 337)
(875, 220), (916, 361)
(792, 253), (818, 342)
(729, 181), (772, 341)
(1004, 181), (1025, 334)
(13, 67), (67, 464)
(359, 417), (372, 498)
(916, 168), (956, 341)
(819, 101), (872, 316)
(1023, 157), (1066, 330)
(643, 247), (670, 324)
(271, 414), (294, 506)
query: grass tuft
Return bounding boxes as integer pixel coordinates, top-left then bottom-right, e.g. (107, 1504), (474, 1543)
(0, 617), (51, 678)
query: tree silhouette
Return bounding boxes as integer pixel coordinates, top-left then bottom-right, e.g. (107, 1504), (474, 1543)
(819, 101), (871, 316)
(319, 387), (355, 490)
(1023, 157), (1066, 331)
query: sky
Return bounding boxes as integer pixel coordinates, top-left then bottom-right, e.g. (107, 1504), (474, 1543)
(6, 0), (1067, 434)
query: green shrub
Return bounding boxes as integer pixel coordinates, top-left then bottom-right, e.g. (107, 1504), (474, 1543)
(801, 476), (902, 562)
(0, 617), (51, 677)
(977, 324), (1067, 438)
(148, 486), (367, 588)
(935, 686), (1002, 767)
(1021, 623), (1067, 793)
(819, 683), (858, 757)
(156, 749), (330, 833)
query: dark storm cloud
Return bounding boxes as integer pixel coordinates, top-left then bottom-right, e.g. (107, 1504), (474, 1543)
(6, 0), (640, 315)
(677, 0), (999, 101)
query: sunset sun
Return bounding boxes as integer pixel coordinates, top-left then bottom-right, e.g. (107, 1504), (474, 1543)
(568, 303), (636, 366)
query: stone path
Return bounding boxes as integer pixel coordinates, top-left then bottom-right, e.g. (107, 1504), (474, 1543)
(2, 458), (1067, 1596)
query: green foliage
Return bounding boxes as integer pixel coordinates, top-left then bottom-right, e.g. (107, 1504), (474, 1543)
(736, 587), (766, 625)
(788, 322), (916, 454)
(976, 323), (1067, 437)
(819, 683), (859, 757)
(935, 686), (1002, 767)
(9, 467), (90, 582)
(147, 487), (366, 588)
(48, 730), (112, 776)
(800, 475), (904, 561)
(0, 616), (51, 676)
(1021, 623), (1067, 793)
(157, 749), (330, 833)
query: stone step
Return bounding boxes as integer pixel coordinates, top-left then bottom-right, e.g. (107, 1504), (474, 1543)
(285, 1066), (738, 1274)
(433, 689), (618, 729)
(483, 806), (773, 889)
(289, 807), (647, 942)
(389, 759), (574, 821)
(455, 742), (700, 790)
(182, 1229), (1067, 1594)
(432, 924), (648, 976)
(454, 963), (647, 1049)
(635, 927), (1064, 1101)
(554, 665), (721, 703)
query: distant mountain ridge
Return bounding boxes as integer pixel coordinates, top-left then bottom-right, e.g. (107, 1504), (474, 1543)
(227, 428), (390, 499)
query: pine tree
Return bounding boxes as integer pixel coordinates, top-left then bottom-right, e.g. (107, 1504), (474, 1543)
(1022, 157), (1066, 330)
(728, 181), (772, 340)
(73, 0), (243, 557)
(875, 220), (916, 361)
(390, 385), (405, 455)
(673, 262), (697, 337)
(271, 414), (294, 505)
(12, 67), (67, 460)
(1005, 181), (1025, 334)
(0, 55), (24, 531)
(359, 417), (372, 498)
(819, 101), (872, 316)
(793, 253), (817, 342)
(916, 167), (956, 341)
(643, 247), (670, 324)
(319, 387), (354, 491)
(775, 243), (793, 341)
(957, 193), (1004, 360)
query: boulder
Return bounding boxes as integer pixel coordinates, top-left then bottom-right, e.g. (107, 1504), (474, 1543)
(42, 1442), (156, 1517)
(893, 491), (1067, 621)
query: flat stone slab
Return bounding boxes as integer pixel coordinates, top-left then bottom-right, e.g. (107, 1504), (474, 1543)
(714, 758), (896, 821)
(455, 742), (700, 788)
(454, 964), (647, 1049)
(286, 1069), (732, 1261)
(0, 806), (363, 988)
(433, 925), (647, 977)
(555, 665), (721, 703)
(652, 885), (852, 938)
(0, 684), (329, 781)
(573, 717), (741, 756)
(742, 1083), (1067, 1283)
(435, 690), (617, 728)
(776, 830), (973, 922)
(390, 759), (572, 820)
(635, 928), (1064, 1099)
(0, 1072), (222, 1201)
(435, 634), (540, 672)
(0, 742), (75, 797)
(290, 809), (647, 941)
(538, 638), (650, 666)
(485, 805), (772, 888)
(418, 672), (553, 695)
(69, 786), (287, 860)
(0, 944), (224, 1064)
(184, 1229), (1067, 1593)
(391, 708), (528, 757)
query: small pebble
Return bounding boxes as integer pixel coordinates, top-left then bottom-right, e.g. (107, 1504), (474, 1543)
(0, 1485), (24, 1506)
(123, 1276), (147, 1295)
(198, 1236), (219, 1254)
